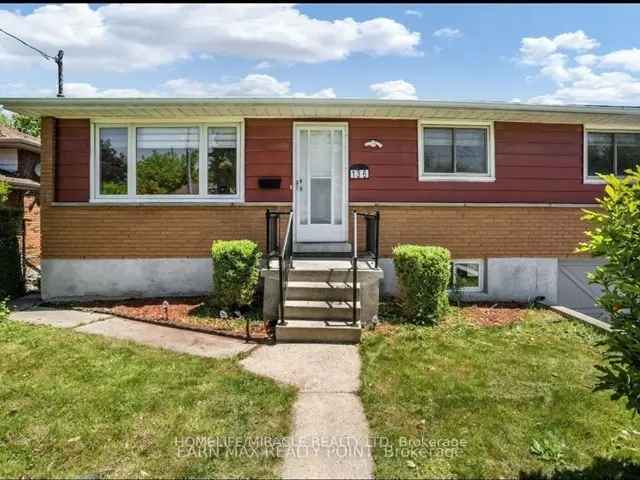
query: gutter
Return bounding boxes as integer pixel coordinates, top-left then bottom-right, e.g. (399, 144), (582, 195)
(1, 96), (640, 117)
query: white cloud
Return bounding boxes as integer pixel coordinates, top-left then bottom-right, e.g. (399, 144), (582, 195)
(600, 48), (640, 72)
(0, 4), (420, 73)
(405, 10), (422, 17)
(551, 31), (599, 51)
(163, 74), (335, 98)
(520, 30), (598, 66)
(519, 31), (640, 105)
(293, 88), (337, 98)
(63, 83), (160, 98)
(254, 61), (271, 70)
(433, 27), (462, 39)
(24, 74), (336, 99)
(575, 54), (598, 66)
(370, 80), (417, 100)
(528, 70), (640, 105)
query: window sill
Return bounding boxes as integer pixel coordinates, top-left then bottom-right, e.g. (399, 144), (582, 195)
(448, 287), (484, 293)
(90, 196), (244, 204)
(583, 177), (606, 185)
(419, 176), (496, 183)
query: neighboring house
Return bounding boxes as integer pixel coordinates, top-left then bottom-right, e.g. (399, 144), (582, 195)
(1, 98), (633, 320)
(0, 124), (41, 276)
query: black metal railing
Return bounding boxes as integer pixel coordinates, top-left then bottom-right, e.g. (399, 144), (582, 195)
(266, 209), (294, 326)
(351, 210), (380, 325)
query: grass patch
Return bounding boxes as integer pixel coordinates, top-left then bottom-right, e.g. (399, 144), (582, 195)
(361, 309), (640, 479)
(0, 320), (295, 478)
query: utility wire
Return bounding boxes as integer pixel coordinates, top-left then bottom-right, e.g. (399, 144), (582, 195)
(0, 26), (65, 97)
(0, 27), (55, 61)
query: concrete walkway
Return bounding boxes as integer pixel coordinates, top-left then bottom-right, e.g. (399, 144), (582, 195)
(10, 306), (254, 359)
(241, 344), (374, 479)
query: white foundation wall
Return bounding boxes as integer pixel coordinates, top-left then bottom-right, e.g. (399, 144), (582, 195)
(42, 258), (213, 300)
(43, 256), (559, 304)
(379, 257), (559, 304)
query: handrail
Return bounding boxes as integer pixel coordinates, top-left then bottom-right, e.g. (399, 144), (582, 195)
(351, 209), (380, 325)
(265, 209), (294, 327)
(278, 211), (294, 325)
(352, 211), (358, 326)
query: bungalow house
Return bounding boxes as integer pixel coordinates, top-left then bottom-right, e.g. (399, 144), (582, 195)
(1, 97), (633, 340)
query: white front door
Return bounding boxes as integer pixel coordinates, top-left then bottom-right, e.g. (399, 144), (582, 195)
(294, 123), (348, 242)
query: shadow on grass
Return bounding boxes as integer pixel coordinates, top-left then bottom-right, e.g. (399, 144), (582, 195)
(520, 457), (640, 480)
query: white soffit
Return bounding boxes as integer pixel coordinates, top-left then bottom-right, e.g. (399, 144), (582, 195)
(2, 98), (640, 125)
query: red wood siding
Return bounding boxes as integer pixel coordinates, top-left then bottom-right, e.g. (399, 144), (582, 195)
(245, 119), (292, 202)
(52, 117), (604, 204)
(56, 119), (90, 202)
(348, 120), (603, 203)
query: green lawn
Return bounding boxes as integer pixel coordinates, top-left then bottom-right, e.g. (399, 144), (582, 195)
(360, 308), (640, 479)
(0, 320), (295, 479)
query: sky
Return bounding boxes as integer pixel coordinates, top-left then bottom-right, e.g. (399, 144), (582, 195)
(1, 3), (640, 105)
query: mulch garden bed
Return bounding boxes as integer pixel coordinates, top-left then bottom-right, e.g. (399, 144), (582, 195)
(67, 296), (270, 342)
(378, 298), (535, 328)
(461, 301), (532, 327)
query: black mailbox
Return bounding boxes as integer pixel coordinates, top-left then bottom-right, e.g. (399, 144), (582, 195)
(258, 177), (282, 189)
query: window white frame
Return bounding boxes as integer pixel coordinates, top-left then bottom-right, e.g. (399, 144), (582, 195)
(418, 119), (495, 182)
(450, 259), (485, 293)
(90, 120), (244, 203)
(583, 124), (640, 184)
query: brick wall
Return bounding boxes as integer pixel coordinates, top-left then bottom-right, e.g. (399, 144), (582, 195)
(41, 203), (588, 259)
(22, 192), (40, 265)
(370, 205), (588, 258)
(42, 205), (280, 258)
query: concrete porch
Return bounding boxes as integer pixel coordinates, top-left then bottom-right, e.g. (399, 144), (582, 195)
(262, 258), (384, 344)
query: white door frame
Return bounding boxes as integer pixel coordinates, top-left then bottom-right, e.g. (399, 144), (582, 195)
(293, 122), (349, 242)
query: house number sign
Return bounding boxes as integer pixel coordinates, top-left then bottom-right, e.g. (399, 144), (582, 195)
(350, 164), (369, 179)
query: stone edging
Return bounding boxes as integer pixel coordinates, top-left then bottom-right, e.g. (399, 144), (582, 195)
(548, 305), (611, 332)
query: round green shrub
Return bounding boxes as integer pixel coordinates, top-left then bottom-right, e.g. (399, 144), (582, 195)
(211, 240), (262, 310)
(392, 244), (451, 324)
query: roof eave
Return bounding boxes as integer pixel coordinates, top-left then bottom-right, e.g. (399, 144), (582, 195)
(0, 139), (41, 153)
(2, 97), (640, 117)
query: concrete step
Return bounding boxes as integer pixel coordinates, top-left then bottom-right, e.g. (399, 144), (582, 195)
(284, 300), (360, 321)
(289, 269), (357, 283)
(286, 281), (360, 301)
(276, 319), (361, 344)
(294, 242), (352, 254)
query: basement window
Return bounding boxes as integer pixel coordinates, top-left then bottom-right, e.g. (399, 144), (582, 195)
(585, 130), (640, 182)
(450, 259), (484, 292)
(92, 123), (243, 202)
(419, 122), (495, 182)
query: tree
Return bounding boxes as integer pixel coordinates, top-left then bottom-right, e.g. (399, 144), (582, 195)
(0, 181), (9, 204)
(11, 114), (40, 138)
(579, 166), (640, 414)
(0, 112), (11, 127)
(136, 149), (198, 195)
(0, 111), (40, 138)
(99, 138), (127, 194)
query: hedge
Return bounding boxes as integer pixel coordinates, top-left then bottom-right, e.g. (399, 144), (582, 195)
(211, 240), (262, 310)
(0, 207), (24, 299)
(392, 244), (451, 324)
